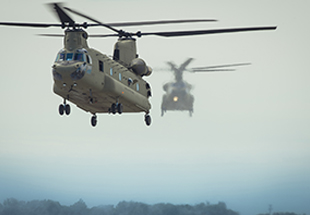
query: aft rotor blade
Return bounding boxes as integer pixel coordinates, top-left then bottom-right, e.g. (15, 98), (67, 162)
(0, 22), (61, 28)
(192, 63), (251, 70)
(106, 19), (217, 27)
(63, 6), (121, 34)
(141, 26), (277, 37)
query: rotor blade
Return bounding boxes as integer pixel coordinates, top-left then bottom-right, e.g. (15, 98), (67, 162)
(140, 26), (277, 37)
(89, 34), (119, 38)
(192, 63), (251, 70)
(63, 6), (121, 34)
(37, 34), (64, 37)
(179, 58), (194, 71)
(106, 19), (217, 27)
(0, 22), (61, 28)
(192, 69), (236, 72)
(48, 3), (75, 26)
(166, 61), (178, 72)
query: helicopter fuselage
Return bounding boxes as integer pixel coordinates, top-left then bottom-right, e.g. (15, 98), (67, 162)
(52, 29), (151, 118)
(161, 81), (194, 116)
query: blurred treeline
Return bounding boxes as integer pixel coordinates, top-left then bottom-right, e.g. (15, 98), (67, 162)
(0, 198), (304, 215)
(0, 199), (237, 215)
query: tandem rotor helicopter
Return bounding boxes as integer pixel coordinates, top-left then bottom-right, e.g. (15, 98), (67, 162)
(0, 3), (276, 127)
(160, 58), (250, 117)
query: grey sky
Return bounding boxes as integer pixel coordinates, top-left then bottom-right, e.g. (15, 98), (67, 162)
(0, 1), (309, 215)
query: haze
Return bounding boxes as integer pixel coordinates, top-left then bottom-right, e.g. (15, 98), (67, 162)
(0, 0), (309, 215)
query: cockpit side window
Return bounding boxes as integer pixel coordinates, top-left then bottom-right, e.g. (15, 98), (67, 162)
(59, 53), (65, 61)
(55, 52), (65, 62)
(86, 55), (92, 65)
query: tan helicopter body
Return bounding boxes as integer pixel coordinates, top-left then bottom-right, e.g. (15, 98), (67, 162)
(53, 29), (152, 126)
(0, 3), (276, 127)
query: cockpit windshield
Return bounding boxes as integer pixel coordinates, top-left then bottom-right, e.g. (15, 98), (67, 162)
(66, 53), (74, 61)
(55, 49), (87, 63)
(74, 53), (85, 61)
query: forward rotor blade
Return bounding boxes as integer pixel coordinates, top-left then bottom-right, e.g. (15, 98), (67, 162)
(89, 34), (119, 38)
(179, 58), (194, 71)
(0, 22), (61, 28)
(106, 19), (217, 27)
(63, 6), (120, 34)
(39, 33), (119, 38)
(49, 3), (75, 26)
(166, 61), (178, 72)
(37, 34), (64, 37)
(0, 19), (217, 29)
(192, 63), (251, 70)
(141, 26), (277, 37)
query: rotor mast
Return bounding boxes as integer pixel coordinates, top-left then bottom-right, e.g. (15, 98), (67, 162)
(64, 29), (89, 51)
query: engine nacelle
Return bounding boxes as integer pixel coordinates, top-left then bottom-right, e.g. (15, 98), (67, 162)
(130, 58), (152, 77)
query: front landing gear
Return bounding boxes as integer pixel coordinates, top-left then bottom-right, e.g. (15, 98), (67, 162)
(144, 114), (151, 126)
(58, 99), (70, 116)
(91, 114), (97, 127)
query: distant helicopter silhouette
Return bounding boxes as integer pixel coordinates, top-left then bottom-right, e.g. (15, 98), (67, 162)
(160, 58), (250, 116)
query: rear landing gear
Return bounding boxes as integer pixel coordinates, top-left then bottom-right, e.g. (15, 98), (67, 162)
(108, 103), (123, 115)
(91, 114), (97, 127)
(144, 114), (151, 126)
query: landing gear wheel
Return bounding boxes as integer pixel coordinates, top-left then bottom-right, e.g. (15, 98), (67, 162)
(65, 104), (71, 115)
(117, 103), (123, 114)
(59, 104), (64, 115)
(111, 103), (116, 115)
(144, 114), (151, 126)
(91, 115), (97, 127)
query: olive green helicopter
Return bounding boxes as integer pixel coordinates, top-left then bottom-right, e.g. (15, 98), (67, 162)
(0, 3), (276, 127)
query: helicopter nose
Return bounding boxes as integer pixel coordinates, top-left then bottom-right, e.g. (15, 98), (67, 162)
(52, 62), (86, 82)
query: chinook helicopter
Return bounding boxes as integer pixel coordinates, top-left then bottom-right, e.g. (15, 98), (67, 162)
(0, 3), (276, 127)
(161, 58), (250, 116)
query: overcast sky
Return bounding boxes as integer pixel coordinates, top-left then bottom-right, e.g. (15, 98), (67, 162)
(0, 0), (309, 215)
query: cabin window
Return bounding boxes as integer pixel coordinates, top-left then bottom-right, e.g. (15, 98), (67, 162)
(110, 68), (113, 76)
(136, 83), (139, 91)
(128, 78), (133, 86)
(99, 60), (104, 72)
(119, 73), (122, 81)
